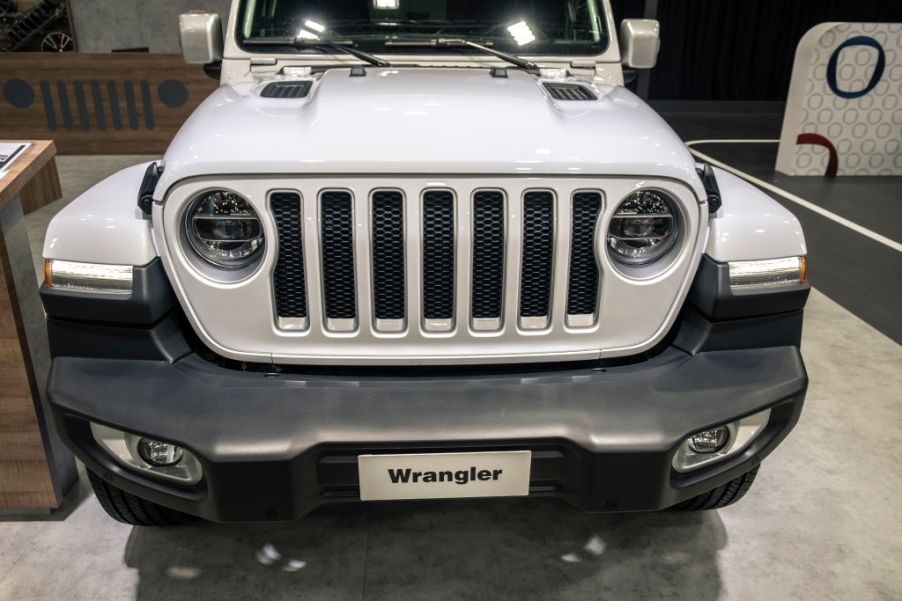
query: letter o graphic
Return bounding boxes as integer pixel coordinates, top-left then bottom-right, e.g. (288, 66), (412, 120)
(827, 36), (885, 99)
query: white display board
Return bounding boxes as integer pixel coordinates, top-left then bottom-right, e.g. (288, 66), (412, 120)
(776, 22), (902, 176)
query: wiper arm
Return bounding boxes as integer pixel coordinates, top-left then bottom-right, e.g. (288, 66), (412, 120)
(385, 38), (538, 72)
(244, 37), (392, 67)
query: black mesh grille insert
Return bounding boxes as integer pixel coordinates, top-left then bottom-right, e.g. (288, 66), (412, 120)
(422, 190), (455, 320)
(543, 83), (597, 101)
(320, 191), (356, 320)
(567, 192), (602, 316)
(261, 81), (313, 99)
(519, 191), (555, 318)
(371, 191), (405, 321)
(272, 192), (307, 319)
(471, 190), (505, 320)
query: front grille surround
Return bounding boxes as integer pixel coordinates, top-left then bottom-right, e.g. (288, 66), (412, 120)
(160, 176), (704, 365)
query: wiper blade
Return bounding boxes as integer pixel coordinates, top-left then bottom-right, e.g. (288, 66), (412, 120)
(244, 37), (391, 67)
(384, 38), (538, 72)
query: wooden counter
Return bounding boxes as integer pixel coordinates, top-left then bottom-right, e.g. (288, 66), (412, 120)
(0, 140), (76, 511)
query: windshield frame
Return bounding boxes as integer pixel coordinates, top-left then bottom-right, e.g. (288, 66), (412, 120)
(232, 0), (614, 61)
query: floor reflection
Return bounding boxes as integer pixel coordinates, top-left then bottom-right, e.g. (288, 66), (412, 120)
(125, 498), (726, 601)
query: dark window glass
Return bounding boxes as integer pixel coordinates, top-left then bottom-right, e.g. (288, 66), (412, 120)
(238, 0), (608, 56)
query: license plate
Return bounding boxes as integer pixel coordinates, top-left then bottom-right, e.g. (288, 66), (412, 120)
(358, 451), (532, 501)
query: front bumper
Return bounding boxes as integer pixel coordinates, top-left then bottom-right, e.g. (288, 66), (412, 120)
(48, 344), (807, 521)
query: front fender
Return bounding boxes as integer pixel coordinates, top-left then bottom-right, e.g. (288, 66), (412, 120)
(705, 167), (807, 262)
(43, 162), (158, 265)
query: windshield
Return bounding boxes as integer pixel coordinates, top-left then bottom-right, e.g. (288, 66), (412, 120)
(237, 0), (609, 57)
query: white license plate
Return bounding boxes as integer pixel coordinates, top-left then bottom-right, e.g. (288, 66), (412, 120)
(358, 451), (532, 501)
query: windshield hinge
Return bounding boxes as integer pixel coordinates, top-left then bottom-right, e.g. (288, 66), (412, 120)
(138, 162), (163, 218)
(697, 164), (723, 214)
(250, 57), (278, 68)
(570, 60), (596, 70)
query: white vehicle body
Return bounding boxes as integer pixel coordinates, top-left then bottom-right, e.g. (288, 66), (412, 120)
(41, 0), (812, 525)
(43, 0), (806, 366)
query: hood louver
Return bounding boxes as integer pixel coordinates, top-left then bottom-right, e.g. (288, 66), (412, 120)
(543, 83), (596, 101)
(261, 81), (313, 99)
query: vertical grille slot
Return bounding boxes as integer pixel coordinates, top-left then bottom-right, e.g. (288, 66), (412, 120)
(422, 190), (455, 329)
(471, 190), (505, 329)
(371, 190), (405, 329)
(320, 191), (357, 329)
(567, 192), (602, 325)
(519, 190), (555, 328)
(272, 192), (308, 329)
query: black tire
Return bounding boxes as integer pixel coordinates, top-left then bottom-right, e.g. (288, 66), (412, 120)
(87, 470), (195, 526)
(671, 465), (760, 511)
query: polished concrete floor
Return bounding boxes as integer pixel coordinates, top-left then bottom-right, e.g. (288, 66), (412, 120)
(1, 156), (901, 600)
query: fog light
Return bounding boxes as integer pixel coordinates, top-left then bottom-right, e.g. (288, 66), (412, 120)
(688, 427), (729, 454)
(138, 438), (184, 466)
(672, 408), (772, 473)
(90, 423), (203, 484)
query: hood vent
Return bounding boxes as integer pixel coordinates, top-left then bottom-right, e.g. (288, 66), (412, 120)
(543, 82), (596, 101)
(261, 81), (313, 99)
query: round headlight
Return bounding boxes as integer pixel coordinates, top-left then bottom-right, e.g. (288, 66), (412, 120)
(607, 190), (680, 266)
(185, 190), (264, 269)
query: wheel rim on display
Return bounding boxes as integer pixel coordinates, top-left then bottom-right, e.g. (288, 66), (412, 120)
(42, 31), (73, 52)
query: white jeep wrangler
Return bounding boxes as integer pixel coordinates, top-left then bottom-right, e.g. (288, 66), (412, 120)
(41, 0), (809, 525)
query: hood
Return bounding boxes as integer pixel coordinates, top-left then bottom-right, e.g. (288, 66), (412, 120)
(157, 68), (700, 197)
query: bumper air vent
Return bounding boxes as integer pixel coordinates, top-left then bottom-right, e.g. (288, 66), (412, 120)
(261, 81), (313, 99)
(543, 82), (596, 101)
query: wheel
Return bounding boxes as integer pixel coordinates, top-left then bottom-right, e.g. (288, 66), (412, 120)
(87, 470), (195, 526)
(41, 31), (73, 52)
(671, 466), (760, 511)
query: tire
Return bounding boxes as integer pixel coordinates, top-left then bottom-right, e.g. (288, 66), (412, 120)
(87, 470), (195, 526)
(671, 465), (760, 511)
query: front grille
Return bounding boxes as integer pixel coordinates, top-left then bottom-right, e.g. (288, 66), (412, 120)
(272, 192), (308, 324)
(471, 190), (505, 322)
(320, 191), (357, 324)
(422, 191), (455, 325)
(567, 192), (603, 321)
(371, 190), (405, 323)
(272, 185), (604, 335)
(519, 191), (555, 324)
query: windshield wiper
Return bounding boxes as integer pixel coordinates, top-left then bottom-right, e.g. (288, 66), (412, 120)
(244, 37), (391, 67)
(384, 38), (538, 72)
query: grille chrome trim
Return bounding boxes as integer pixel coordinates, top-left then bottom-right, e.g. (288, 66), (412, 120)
(277, 316), (308, 331)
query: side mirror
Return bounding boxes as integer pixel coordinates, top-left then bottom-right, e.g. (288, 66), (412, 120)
(620, 19), (660, 69)
(179, 12), (223, 65)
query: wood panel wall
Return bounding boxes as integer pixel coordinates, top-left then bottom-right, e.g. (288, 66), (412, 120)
(0, 239), (57, 509)
(0, 141), (72, 509)
(0, 54), (218, 154)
